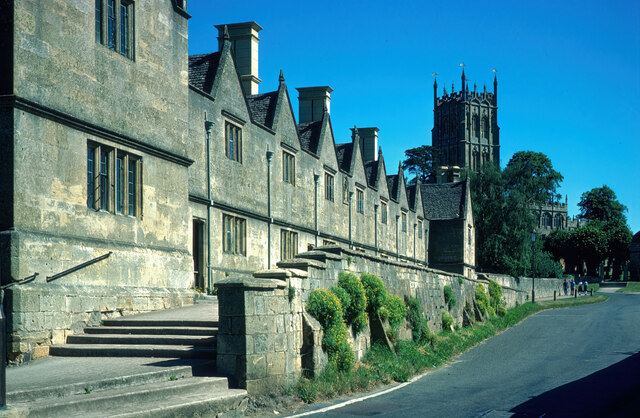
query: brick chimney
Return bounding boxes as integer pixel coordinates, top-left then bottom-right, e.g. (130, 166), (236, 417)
(352, 127), (379, 162)
(215, 22), (262, 95)
(296, 87), (333, 123)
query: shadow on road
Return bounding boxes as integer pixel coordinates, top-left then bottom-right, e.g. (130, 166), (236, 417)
(511, 351), (640, 417)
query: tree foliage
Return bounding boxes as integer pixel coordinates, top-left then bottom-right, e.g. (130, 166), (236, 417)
(401, 145), (441, 183)
(545, 186), (632, 278)
(468, 153), (564, 277)
(578, 185), (628, 223)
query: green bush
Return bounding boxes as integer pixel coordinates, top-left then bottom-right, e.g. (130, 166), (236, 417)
(306, 288), (354, 371)
(307, 289), (343, 328)
(360, 273), (387, 314)
(441, 310), (454, 330)
(296, 378), (318, 403)
(405, 296), (430, 342)
(443, 285), (456, 310)
(330, 286), (351, 313)
(337, 271), (368, 334)
(379, 294), (407, 331)
(475, 285), (492, 316)
(496, 304), (507, 317)
(488, 280), (502, 309)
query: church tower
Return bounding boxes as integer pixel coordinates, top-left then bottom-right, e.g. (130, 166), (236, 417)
(431, 69), (500, 171)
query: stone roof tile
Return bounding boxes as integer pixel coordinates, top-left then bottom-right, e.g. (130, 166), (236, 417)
(298, 120), (322, 154)
(246, 91), (278, 129)
(188, 52), (221, 93)
(420, 181), (466, 220)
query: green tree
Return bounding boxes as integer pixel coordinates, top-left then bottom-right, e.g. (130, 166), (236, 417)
(578, 185), (627, 223)
(468, 153), (563, 277)
(503, 151), (564, 206)
(401, 145), (441, 183)
(544, 229), (579, 273)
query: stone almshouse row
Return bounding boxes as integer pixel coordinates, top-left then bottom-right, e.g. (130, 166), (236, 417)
(0, 1), (473, 361)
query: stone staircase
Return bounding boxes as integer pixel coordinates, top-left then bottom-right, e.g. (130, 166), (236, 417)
(3, 298), (248, 417)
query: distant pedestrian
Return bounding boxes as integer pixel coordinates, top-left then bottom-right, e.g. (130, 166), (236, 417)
(584, 280), (589, 295)
(563, 279), (568, 296)
(570, 279), (575, 296)
(578, 281), (584, 295)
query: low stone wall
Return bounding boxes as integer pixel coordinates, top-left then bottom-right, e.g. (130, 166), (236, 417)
(5, 283), (195, 363)
(481, 273), (564, 302)
(215, 245), (564, 394)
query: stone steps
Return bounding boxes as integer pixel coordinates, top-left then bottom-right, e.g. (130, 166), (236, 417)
(66, 333), (216, 346)
(102, 319), (218, 327)
(84, 325), (217, 335)
(4, 363), (246, 418)
(50, 343), (216, 359)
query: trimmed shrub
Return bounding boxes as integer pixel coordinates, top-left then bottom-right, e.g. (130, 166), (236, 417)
(488, 280), (502, 309)
(380, 294), (407, 331)
(441, 310), (454, 330)
(443, 285), (456, 310)
(330, 286), (351, 313)
(475, 285), (492, 316)
(337, 271), (368, 334)
(496, 304), (507, 317)
(360, 273), (387, 314)
(405, 296), (430, 343)
(306, 289), (354, 371)
(307, 289), (343, 328)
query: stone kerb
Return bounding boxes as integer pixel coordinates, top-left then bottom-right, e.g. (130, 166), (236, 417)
(215, 270), (304, 394)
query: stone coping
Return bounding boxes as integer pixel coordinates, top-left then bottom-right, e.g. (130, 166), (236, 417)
(214, 277), (286, 290)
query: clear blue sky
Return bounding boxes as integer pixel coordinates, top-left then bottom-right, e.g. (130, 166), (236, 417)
(187, 0), (640, 233)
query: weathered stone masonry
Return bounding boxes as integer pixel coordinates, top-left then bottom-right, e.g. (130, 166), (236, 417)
(216, 245), (563, 393)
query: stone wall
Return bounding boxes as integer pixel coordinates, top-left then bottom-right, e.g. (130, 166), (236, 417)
(5, 283), (194, 363)
(216, 245), (565, 393)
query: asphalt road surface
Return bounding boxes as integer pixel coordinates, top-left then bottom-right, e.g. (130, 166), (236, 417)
(302, 293), (640, 417)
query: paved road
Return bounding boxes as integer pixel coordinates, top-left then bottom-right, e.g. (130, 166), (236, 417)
(303, 293), (640, 417)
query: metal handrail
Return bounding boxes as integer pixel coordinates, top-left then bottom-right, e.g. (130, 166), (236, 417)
(0, 272), (39, 291)
(46, 252), (112, 282)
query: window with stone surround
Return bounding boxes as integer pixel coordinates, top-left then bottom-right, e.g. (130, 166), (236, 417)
(356, 188), (364, 214)
(225, 122), (242, 163)
(222, 214), (246, 256)
(381, 200), (387, 224)
(402, 211), (407, 232)
(87, 142), (142, 217)
(281, 229), (298, 260)
(418, 220), (423, 238)
(282, 151), (295, 185)
(325, 172), (334, 202)
(95, 0), (134, 59)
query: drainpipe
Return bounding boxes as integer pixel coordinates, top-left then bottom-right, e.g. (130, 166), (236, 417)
(425, 227), (429, 266)
(374, 203), (379, 255)
(348, 191), (354, 248)
(314, 174), (320, 247)
(266, 148), (274, 269)
(396, 215), (400, 260)
(413, 223), (417, 264)
(205, 118), (214, 292)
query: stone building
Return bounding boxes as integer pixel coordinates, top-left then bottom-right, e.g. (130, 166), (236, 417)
(0, 2), (451, 361)
(431, 70), (500, 171)
(534, 196), (583, 236)
(421, 178), (475, 277)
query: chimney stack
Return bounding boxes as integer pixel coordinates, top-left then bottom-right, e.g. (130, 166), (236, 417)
(352, 127), (379, 163)
(296, 86), (333, 123)
(215, 22), (262, 95)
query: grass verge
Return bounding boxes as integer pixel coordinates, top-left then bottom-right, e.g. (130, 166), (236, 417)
(294, 295), (608, 404)
(617, 282), (640, 293)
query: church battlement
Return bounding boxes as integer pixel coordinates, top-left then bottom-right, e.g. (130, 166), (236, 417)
(431, 69), (500, 171)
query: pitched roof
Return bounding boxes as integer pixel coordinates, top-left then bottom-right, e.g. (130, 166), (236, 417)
(188, 52), (221, 93)
(420, 181), (467, 220)
(246, 91), (278, 129)
(336, 143), (353, 173)
(364, 160), (379, 188)
(387, 175), (399, 201)
(298, 120), (322, 154)
(406, 183), (417, 210)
